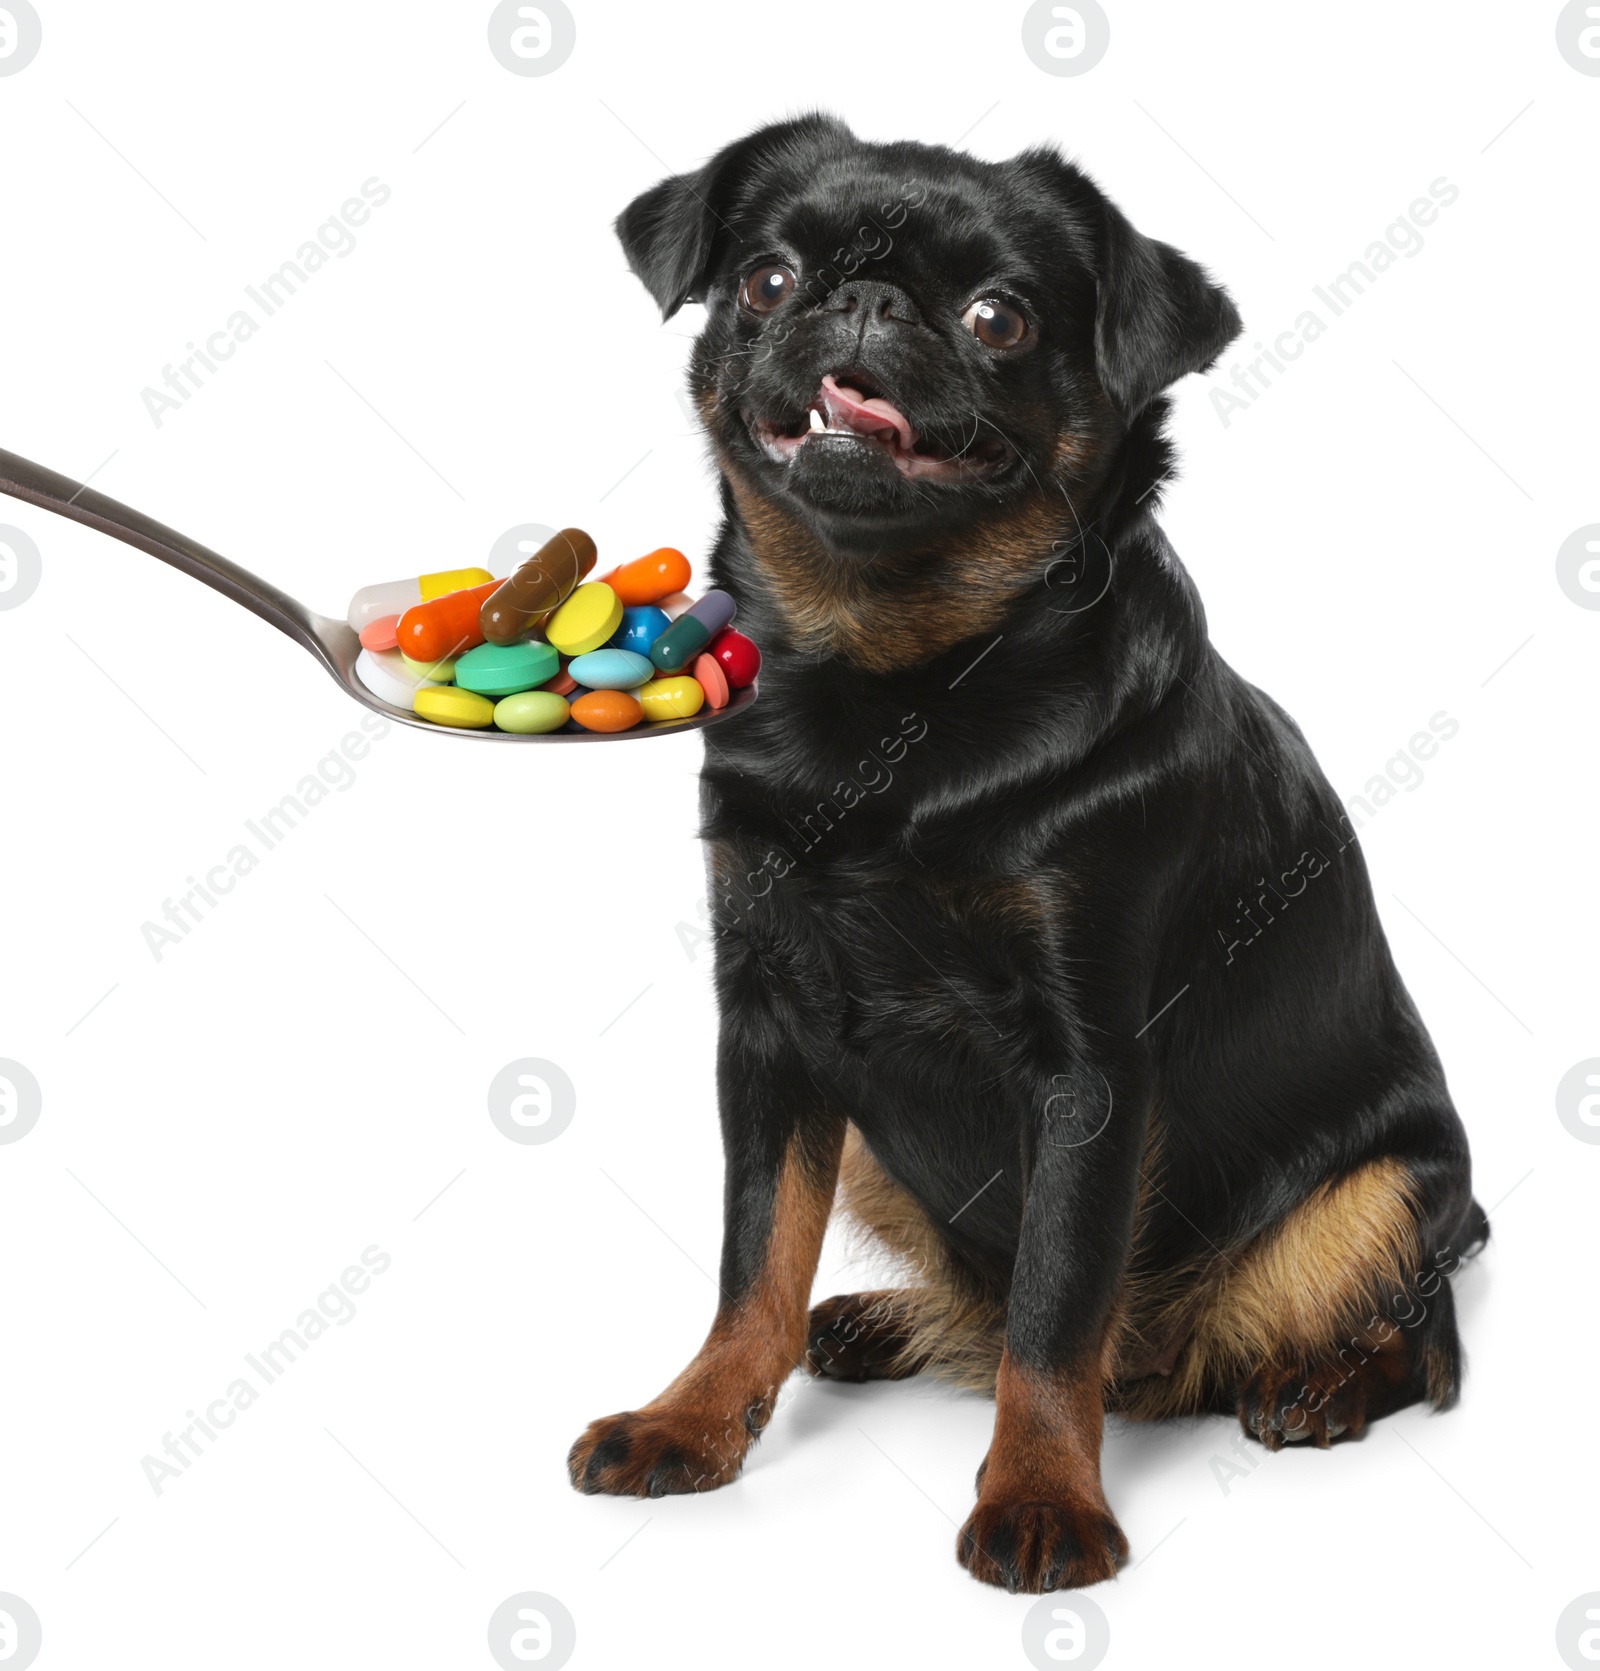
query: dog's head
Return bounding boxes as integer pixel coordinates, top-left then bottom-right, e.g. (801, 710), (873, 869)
(617, 114), (1240, 667)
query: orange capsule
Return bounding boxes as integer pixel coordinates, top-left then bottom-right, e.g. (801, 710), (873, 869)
(396, 579), (500, 664)
(603, 547), (691, 606)
(569, 689), (643, 733)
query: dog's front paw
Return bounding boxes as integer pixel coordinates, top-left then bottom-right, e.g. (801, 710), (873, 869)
(567, 1405), (749, 1498)
(957, 1495), (1127, 1593)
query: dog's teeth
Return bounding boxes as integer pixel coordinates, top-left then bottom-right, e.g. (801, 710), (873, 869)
(808, 407), (825, 433)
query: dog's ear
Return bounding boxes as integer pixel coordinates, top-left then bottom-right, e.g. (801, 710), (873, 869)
(1015, 148), (1242, 420)
(616, 113), (854, 319)
(1092, 199), (1242, 420)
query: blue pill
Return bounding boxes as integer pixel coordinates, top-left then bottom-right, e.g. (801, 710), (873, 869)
(608, 605), (671, 659)
(568, 648), (655, 689)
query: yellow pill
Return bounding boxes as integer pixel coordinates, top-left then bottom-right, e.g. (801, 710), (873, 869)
(414, 685), (495, 729)
(419, 565), (494, 602)
(544, 582), (623, 656)
(638, 675), (706, 722)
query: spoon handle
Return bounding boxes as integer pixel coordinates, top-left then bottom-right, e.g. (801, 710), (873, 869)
(0, 445), (337, 672)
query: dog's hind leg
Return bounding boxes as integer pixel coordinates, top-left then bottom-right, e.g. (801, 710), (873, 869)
(1233, 1172), (1486, 1450)
(1236, 1277), (1463, 1449)
(1127, 1153), (1485, 1447)
(806, 1290), (925, 1382)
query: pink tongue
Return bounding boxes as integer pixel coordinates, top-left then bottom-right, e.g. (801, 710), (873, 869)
(818, 374), (916, 451)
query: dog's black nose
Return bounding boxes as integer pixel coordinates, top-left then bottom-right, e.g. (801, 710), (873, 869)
(825, 278), (922, 327)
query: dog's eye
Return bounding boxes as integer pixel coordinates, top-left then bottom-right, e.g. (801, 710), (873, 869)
(739, 264), (796, 315)
(963, 297), (1033, 350)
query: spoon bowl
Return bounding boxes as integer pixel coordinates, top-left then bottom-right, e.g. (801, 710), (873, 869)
(0, 446), (755, 742)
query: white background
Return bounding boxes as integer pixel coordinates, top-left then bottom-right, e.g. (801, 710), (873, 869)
(1, 3), (1595, 1668)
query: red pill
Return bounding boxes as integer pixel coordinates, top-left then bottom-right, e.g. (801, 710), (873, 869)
(541, 667), (578, 696)
(603, 547), (691, 606)
(708, 629), (760, 688)
(396, 579), (500, 664)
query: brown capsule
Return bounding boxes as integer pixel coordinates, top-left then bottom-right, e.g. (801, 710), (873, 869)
(479, 528), (598, 645)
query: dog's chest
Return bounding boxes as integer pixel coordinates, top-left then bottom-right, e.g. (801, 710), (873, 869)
(713, 847), (1067, 1063)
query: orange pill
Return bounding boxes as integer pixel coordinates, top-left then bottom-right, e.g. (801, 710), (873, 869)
(396, 579), (500, 664)
(569, 689), (643, 733)
(691, 652), (729, 709)
(606, 547), (691, 606)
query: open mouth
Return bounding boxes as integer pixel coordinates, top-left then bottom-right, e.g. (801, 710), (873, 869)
(746, 373), (1014, 481)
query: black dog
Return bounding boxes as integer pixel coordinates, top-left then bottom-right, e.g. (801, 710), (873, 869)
(568, 114), (1484, 1593)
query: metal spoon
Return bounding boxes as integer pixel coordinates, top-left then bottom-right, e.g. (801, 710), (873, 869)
(0, 446), (755, 742)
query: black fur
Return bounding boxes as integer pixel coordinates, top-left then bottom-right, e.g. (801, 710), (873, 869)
(585, 114), (1482, 1586)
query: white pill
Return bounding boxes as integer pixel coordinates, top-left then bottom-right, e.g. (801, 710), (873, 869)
(355, 646), (438, 708)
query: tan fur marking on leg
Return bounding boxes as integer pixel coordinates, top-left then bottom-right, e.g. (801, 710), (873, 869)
(1116, 1156), (1422, 1419)
(958, 1343), (1128, 1591)
(833, 1125), (1006, 1392)
(655, 1128), (844, 1436)
(568, 1127), (843, 1494)
(984, 1350), (1110, 1508)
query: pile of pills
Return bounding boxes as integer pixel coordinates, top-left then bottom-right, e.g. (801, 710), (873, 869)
(349, 531), (760, 734)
